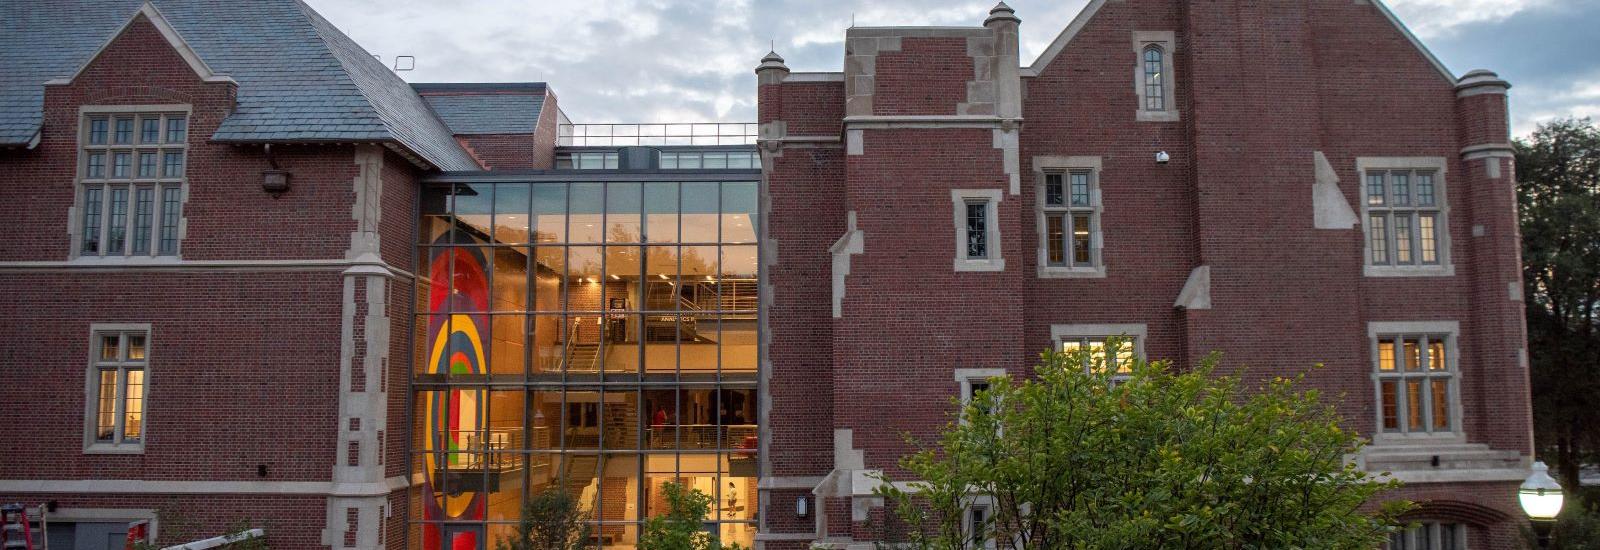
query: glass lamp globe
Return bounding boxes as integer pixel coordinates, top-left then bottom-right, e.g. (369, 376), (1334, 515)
(1519, 461), (1565, 520)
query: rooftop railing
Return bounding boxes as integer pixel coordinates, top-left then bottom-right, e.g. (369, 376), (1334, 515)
(559, 123), (758, 147)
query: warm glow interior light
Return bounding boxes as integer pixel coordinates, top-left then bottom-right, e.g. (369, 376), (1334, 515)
(1520, 461), (1565, 520)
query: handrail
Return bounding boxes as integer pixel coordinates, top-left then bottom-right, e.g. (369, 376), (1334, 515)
(558, 123), (757, 147)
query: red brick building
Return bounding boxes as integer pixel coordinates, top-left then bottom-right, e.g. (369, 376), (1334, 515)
(0, 0), (1533, 549)
(757, 1), (1531, 549)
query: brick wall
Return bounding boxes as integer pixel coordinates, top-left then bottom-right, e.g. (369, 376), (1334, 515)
(764, 0), (1533, 545)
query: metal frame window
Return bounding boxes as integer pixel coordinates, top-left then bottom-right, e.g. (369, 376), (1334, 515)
(76, 107), (188, 259)
(415, 176), (761, 546)
(1358, 158), (1452, 277)
(1051, 324), (1146, 381)
(1035, 157), (1105, 278)
(1043, 170), (1100, 270)
(1142, 46), (1165, 111)
(1387, 522), (1465, 550)
(952, 189), (1004, 272)
(659, 151), (758, 170)
(1370, 321), (1461, 441)
(85, 325), (150, 453)
(1133, 31), (1178, 122)
(554, 151), (619, 170)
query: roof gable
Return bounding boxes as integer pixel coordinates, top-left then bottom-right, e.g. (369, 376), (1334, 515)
(1022, 0), (1455, 83)
(0, 0), (478, 169)
(44, 3), (236, 87)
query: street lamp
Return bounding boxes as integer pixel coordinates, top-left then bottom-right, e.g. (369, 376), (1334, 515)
(1520, 460), (1565, 548)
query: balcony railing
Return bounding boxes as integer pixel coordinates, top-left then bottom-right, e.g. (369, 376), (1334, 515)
(559, 123), (757, 147)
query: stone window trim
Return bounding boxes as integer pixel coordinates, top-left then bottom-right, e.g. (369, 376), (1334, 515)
(1033, 156), (1106, 278)
(952, 189), (1005, 272)
(955, 368), (1008, 429)
(1357, 157), (1455, 278)
(71, 104), (191, 264)
(1133, 31), (1179, 123)
(1368, 321), (1465, 446)
(83, 322), (152, 454)
(961, 494), (999, 550)
(1051, 323), (1147, 380)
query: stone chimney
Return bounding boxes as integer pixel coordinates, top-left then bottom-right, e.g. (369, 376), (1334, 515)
(985, 2), (1022, 119)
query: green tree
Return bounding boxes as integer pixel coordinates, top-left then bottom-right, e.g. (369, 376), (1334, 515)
(875, 344), (1409, 550)
(495, 488), (592, 550)
(1518, 117), (1600, 502)
(638, 482), (746, 550)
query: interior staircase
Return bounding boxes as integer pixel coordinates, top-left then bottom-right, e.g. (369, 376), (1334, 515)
(560, 455), (600, 499)
(565, 343), (599, 373)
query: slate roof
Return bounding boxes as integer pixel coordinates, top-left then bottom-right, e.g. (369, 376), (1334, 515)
(0, 0), (479, 170)
(413, 83), (548, 135)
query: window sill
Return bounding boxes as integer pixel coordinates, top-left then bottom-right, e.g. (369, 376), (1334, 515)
(68, 255), (183, 266)
(1136, 110), (1180, 122)
(1364, 264), (1455, 278)
(954, 258), (1005, 272)
(84, 443), (145, 455)
(1038, 265), (1106, 279)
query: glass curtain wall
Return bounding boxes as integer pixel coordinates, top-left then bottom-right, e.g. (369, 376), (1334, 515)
(414, 178), (759, 549)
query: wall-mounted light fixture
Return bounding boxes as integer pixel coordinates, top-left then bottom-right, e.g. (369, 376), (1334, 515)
(262, 144), (291, 196)
(1155, 151), (1171, 164)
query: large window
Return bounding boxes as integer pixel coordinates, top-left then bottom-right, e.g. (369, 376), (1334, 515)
(1051, 324), (1145, 380)
(77, 110), (187, 258)
(416, 177), (759, 548)
(85, 326), (149, 452)
(1359, 158), (1452, 277)
(1043, 171), (1100, 270)
(555, 151), (619, 170)
(659, 151), (757, 170)
(1370, 321), (1460, 440)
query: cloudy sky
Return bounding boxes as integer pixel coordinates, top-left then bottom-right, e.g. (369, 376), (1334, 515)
(305, 0), (1598, 137)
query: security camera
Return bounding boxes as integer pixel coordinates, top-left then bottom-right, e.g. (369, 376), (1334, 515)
(1155, 151), (1171, 164)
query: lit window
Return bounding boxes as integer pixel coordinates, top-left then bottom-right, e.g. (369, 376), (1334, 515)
(1374, 332), (1455, 434)
(77, 111), (186, 258)
(1060, 336), (1137, 378)
(1387, 522), (1464, 550)
(1361, 161), (1450, 275)
(87, 327), (149, 452)
(1043, 171), (1100, 270)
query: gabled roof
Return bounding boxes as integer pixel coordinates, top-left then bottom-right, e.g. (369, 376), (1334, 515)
(0, 0), (478, 170)
(413, 83), (548, 135)
(1020, 0), (1456, 83)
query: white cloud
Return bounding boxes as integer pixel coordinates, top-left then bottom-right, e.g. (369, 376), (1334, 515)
(1383, 0), (1551, 39)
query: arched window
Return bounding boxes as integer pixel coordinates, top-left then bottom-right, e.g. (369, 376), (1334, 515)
(1143, 45), (1165, 111)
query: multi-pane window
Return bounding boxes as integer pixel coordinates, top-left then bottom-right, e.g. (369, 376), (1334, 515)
(1143, 46), (1166, 111)
(966, 201), (989, 259)
(554, 151), (619, 170)
(1061, 337), (1137, 378)
(1044, 171), (1098, 269)
(88, 329), (149, 450)
(1365, 169), (1444, 268)
(78, 112), (186, 258)
(953, 190), (1003, 271)
(659, 151), (757, 170)
(1374, 333), (1455, 434)
(1387, 522), (1464, 550)
(416, 178), (760, 547)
